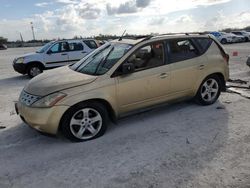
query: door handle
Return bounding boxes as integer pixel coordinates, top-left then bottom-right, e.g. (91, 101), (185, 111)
(198, 65), (205, 70)
(81, 51), (87, 53)
(61, 53), (68, 56)
(159, 73), (168, 79)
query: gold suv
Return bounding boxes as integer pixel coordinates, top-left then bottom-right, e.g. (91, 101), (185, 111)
(15, 34), (229, 141)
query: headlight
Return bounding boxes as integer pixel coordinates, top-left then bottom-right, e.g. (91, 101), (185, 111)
(15, 57), (25, 64)
(32, 92), (67, 108)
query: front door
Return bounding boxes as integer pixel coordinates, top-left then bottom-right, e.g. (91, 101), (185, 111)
(115, 41), (171, 114)
(44, 42), (69, 68)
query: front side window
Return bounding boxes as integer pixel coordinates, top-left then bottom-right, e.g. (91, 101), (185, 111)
(127, 42), (165, 71)
(50, 43), (60, 53)
(49, 42), (68, 53)
(168, 39), (199, 63)
(70, 42), (132, 75)
(36, 41), (54, 53)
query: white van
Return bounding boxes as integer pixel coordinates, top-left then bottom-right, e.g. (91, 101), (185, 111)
(13, 39), (100, 77)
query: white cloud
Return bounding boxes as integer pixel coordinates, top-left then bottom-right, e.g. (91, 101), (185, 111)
(35, 2), (53, 7)
(2, 0), (250, 41)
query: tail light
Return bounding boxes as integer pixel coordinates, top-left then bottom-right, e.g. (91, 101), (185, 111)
(223, 53), (229, 64)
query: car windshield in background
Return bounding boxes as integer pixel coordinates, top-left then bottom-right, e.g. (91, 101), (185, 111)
(70, 42), (132, 75)
(36, 41), (54, 53)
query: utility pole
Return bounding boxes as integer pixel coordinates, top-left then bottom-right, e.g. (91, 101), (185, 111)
(20, 32), (23, 42)
(30, 22), (35, 41)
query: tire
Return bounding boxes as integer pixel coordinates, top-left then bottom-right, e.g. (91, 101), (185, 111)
(244, 37), (249, 42)
(60, 102), (108, 142)
(195, 75), (222, 106)
(221, 38), (227, 44)
(27, 64), (43, 78)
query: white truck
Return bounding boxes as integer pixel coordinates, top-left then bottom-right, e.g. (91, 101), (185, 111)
(13, 39), (100, 77)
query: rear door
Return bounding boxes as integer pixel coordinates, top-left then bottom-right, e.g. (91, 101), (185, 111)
(67, 41), (85, 63)
(83, 40), (98, 54)
(44, 42), (69, 68)
(166, 38), (201, 96)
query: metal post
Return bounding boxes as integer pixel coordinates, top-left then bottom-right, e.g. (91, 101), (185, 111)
(30, 22), (35, 41)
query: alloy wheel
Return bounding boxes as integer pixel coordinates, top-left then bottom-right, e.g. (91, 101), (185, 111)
(69, 108), (103, 140)
(201, 78), (219, 102)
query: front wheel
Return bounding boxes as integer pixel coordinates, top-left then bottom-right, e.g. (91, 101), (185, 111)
(27, 64), (43, 78)
(195, 75), (222, 105)
(60, 102), (108, 142)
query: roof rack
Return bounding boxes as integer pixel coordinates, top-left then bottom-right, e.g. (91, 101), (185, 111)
(132, 32), (208, 45)
(151, 32), (207, 38)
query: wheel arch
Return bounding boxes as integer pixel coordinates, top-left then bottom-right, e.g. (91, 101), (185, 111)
(195, 72), (226, 95)
(58, 98), (117, 132)
(26, 61), (45, 70)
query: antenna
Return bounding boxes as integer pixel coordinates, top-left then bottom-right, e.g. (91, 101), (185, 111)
(118, 30), (126, 41)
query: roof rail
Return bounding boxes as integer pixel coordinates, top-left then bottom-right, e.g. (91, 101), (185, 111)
(151, 32), (207, 38)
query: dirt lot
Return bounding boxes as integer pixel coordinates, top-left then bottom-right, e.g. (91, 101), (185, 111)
(0, 43), (250, 188)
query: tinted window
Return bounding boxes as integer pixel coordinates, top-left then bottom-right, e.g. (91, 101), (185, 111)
(84, 40), (98, 49)
(69, 42), (83, 51)
(168, 39), (199, 63)
(127, 42), (165, 71)
(194, 38), (212, 54)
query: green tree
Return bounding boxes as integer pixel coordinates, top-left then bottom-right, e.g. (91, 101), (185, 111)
(0, 37), (8, 44)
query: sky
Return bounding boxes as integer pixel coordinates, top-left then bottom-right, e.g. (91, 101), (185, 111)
(0, 0), (250, 41)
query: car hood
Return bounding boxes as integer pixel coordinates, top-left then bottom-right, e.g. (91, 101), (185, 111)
(24, 66), (97, 96)
(17, 52), (37, 59)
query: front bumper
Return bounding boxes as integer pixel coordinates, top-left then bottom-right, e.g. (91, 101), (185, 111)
(15, 102), (69, 134)
(12, 62), (27, 74)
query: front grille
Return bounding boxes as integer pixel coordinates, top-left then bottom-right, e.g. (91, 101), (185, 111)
(19, 90), (41, 106)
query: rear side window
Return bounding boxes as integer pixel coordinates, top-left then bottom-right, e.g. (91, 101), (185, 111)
(167, 39), (199, 63)
(68, 42), (83, 51)
(84, 40), (98, 49)
(193, 38), (212, 54)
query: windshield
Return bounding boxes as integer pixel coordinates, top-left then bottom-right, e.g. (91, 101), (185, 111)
(70, 42), (132, 75)
(36, 41), (54, 53)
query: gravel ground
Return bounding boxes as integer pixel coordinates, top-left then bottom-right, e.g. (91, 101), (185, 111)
(0, 44), (250, 188)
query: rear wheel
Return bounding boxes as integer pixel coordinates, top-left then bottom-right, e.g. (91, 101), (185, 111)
(27, 64), (43, 78)
(61, 102), (108, 142)
(195, 75), (222, 105)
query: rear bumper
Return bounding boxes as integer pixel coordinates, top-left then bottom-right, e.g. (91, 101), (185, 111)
(13, 63), (27, 74)
(15, 102), (69, 134)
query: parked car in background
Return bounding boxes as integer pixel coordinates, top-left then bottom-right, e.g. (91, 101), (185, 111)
(0, 44), (7, 50)
(12, 39), (100, 78)
(210, 31), (235, 44)
(15, 34), (229, 142)
(231, 31), (250, 42)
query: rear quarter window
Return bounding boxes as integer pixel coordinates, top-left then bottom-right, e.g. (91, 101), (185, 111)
(193, 38), (213, 54)
(167, 39), (200, 63)
(83, 40), (98, 49)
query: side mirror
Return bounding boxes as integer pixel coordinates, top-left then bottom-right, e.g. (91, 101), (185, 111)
(122, 63), (135, 74)
(47, 50), (52, 54)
